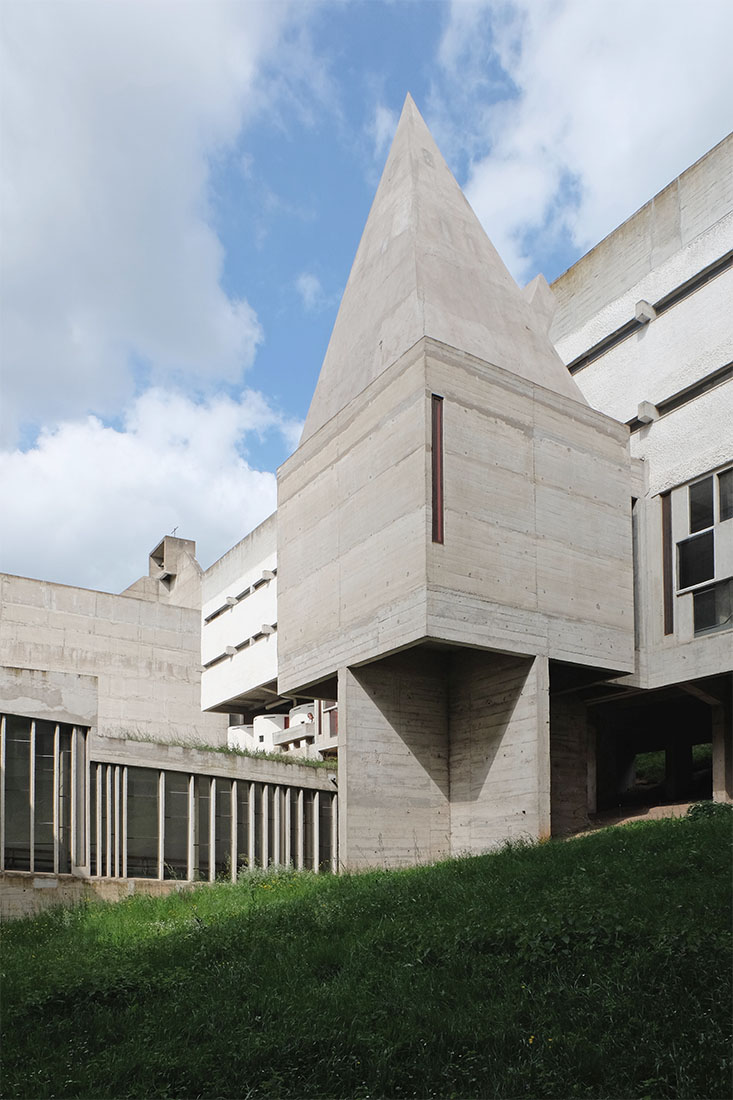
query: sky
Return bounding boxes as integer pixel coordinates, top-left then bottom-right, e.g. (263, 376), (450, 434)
(1, 0), (732, 593)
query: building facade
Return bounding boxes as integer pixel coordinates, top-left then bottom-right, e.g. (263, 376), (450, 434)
(2, 98), (731, 910)
(1, 537), (337, 917)
(201, 100), (732, 868)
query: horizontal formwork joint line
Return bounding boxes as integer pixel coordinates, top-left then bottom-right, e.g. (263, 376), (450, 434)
(568, 249), (733, 375)
(625, 360), (733, 433)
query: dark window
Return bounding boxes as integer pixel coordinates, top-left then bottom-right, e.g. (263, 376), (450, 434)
(431, 394), (444, 544)
(164, 771), (189, 880)
(678, 531), (714, 590)
(693, 579), (732, 634)
(126, 767), (159, 878)
(720, 468), (733, 522)
(689, 476), (714, 532)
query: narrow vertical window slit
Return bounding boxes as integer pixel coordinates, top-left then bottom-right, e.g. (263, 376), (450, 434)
(431, 394), (444, 544)
(661, 491), (674, 635)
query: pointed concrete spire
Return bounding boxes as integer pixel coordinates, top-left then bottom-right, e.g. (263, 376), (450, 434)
(301, 94), (585, 442)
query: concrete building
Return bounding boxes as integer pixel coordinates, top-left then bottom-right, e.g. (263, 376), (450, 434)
(1, 536), (337, 917)
(2, 96), (731, 908)
(202, 98), (731, 868)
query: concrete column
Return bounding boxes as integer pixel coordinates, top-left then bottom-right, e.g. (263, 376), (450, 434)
(313, 790), (320, 873)
(449, 653), (551, 854)
(338, 650), (450, 870)
(248, 782), (256, 869)
(296, 789), (304, 870)
(230, 780), (238, 883)
(330, 793), (338, 873)
(549, 693), (592, 837)
(712, 697), (732, 803)
(284, 788), (292, 866)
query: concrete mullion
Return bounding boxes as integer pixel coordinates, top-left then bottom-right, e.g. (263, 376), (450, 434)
(70, 729), (78, 873)
(187, 774), (195, 881)
(284, 788), (292, 867)
(82, 733), (90, 874)
(95, 765), (102, 876)
(248, 782), (256, 868)
(29, 720), (36, 874)
(121, 768), (128, 878)
(157, 770), (165, 880)
(261, 784), (269, 868)
(230, 779), (238, 883)
(273, 786), (281, 867)
(209, 778), (216, 883)
(105, 765), (112, 878)
(313, 791), (320, 873)
(113, 766), (121, 878)
(296, 788), (304, 870)
(331, 793), (338, 873)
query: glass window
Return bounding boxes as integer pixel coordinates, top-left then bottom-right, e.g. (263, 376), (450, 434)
(678, 531), (714, 589)
(3, 716), (31, 870)
(58, 726), (72, 874)
(126, 767), (159, 878)
(33, 722), (55, 872)
(720, 468), (733, 522)
(214, 779), (232, 879)
(164, 772), (189, 880)
(318, 792), (333, 873)
(194, 776), (210, 881)
(693, 579), (732, 634)
(689, 477), (713, 532)
(236, 782), (250, 874)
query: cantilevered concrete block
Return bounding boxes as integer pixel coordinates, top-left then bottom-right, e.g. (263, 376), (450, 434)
(277, 95), (635, 869)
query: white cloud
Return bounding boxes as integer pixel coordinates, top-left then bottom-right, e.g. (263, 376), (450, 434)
(296, 271), (326, 312)
(0, 388), (302, 592)
(0, 0), (301, 443)
(369, 102), (399, 160)
(438, 0), (733, 280)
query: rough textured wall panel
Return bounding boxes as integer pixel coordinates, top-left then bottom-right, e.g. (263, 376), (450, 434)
(338, 652), (450, 869)
(449, 652), (550, 853)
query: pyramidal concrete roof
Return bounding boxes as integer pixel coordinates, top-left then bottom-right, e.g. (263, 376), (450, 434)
(301, 94), (586, 442)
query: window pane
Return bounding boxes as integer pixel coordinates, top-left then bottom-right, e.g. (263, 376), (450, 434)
(34, 722), (55, 872)
(303, 791), (314, 871)
(236, 782), (250, 873)
(719, 469), (733, 522)
(678, 531), (714, 589)
(694, 580), (732, 634)
(126, 767), (159, 878)
(58, 727), (72, 874)
(689, 477), (713, 532)
(4, 716), (31, 869)
(215, 779), (232, 879)
(164, 772), (189, 880)
(318, 792), (332, 873)
(194, 776), (210, 881)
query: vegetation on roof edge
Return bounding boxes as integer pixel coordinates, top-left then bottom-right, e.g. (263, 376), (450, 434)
(122, 731), (337, 769)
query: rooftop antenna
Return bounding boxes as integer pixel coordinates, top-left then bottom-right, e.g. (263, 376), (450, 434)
(172, 526), (178, 537)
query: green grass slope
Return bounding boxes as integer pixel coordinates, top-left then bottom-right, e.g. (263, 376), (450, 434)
(2, 808), (731, 1099)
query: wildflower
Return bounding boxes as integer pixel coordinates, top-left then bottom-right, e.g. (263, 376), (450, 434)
(529, 1035), (535, 1045)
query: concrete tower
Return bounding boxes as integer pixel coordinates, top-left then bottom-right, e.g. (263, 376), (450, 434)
(277, 96), (635, 868)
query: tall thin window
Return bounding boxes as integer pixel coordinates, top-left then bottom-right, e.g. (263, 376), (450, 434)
(431, 394), (444, 544)
(661, 491), (674, 635)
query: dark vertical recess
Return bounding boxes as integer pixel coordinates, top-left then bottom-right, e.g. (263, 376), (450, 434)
(661, 491), (674, 635)
(431, 394), (444, 544)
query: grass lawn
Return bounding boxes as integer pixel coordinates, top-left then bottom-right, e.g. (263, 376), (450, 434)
(2, 806), (731, 1099)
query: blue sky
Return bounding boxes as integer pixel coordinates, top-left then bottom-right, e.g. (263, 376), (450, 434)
(2, 0), (732, 591)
